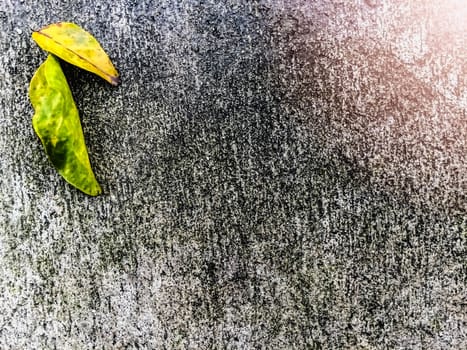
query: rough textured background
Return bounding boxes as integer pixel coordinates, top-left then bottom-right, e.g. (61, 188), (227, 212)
(0, 0), (466, 349)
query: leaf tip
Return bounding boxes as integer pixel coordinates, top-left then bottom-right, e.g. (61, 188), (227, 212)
(110, 76), (120, 86)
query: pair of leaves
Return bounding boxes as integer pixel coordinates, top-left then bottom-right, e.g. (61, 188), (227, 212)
(29, 22), (119, 196)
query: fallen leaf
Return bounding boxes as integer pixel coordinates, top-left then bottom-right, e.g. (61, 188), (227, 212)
(32, 22), (120, 86)
(29, 54), (102, 196)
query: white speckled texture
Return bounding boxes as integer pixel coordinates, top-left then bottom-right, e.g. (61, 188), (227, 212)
(0, 0), (466, 348)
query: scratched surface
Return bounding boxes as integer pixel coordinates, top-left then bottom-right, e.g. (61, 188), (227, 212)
(0, 0), (466, 349)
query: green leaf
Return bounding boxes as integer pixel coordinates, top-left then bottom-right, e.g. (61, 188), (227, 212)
(29, 54), (102, 196)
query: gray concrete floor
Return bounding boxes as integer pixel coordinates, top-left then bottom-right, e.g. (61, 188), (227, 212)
(0, 0), (466, 348)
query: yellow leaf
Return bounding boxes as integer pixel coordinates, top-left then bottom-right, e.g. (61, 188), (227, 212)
(32, 22), (119, 86)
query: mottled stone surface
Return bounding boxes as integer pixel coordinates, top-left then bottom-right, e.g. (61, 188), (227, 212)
(0, 0), (466, 349)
